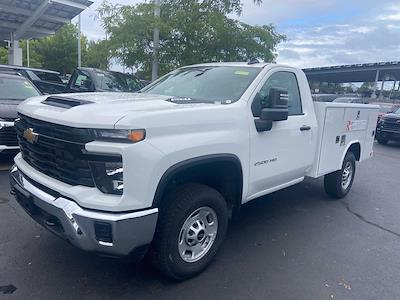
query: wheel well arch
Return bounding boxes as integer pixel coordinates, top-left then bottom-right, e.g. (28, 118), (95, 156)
(345, 142), (361, 162)
(152, 154), (243, 216)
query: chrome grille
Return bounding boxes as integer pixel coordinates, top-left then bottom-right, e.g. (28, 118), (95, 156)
(0, 126), (18, 146)
(15, 114), (95, 187)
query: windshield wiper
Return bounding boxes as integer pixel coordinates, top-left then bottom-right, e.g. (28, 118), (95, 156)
(167, 97), (208, 104)
(166, 97), (221, 104)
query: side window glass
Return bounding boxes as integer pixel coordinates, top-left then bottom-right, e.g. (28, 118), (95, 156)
(254, 71), (302, 116)
(73, 72), (92, 91)
(26, 70), (41, 81)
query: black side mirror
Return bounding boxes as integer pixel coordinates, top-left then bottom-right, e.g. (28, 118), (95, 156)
(254, 88), (289, 132)
(260, 108), (288, 122)
(255, 119), (273, 132)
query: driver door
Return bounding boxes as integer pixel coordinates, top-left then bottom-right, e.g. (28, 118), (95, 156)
(247, 69), (314, 200)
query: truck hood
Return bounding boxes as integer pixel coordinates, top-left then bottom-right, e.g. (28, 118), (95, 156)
(0, 99), (23, 121)
(17, 92), (222, 128)
(383, 113), (400, 121)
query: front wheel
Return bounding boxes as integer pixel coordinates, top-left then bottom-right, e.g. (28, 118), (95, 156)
(324, 152), (356, 199)
(150, 184), (228, 280)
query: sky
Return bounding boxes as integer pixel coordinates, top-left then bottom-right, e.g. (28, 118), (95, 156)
(76, 0), (400, 69)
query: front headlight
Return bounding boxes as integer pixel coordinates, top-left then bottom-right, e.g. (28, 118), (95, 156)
(90, 161), (124, 195)
(86, 128), (145, 194)
(92, 129), (146, 143)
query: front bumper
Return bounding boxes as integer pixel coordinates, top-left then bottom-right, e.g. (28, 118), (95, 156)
(0, 121), (19, 153)
(376, 129), (400, 141)
(9, 166), (158, 257)
(0, 145), (19, 153)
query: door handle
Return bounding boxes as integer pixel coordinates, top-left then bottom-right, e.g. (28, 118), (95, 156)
(300, 125), (311, 131)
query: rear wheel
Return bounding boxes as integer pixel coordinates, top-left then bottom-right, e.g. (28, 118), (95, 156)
(324, 152), (356, 199)
(150, 184), (228, 280)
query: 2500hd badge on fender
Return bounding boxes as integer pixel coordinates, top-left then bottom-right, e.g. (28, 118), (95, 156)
(10, 62), (378, 280)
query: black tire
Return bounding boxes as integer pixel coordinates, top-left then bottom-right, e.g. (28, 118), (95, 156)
(324, 152), (356, 199)
(150, 183), (228, 280)
(376, 136), (389, 145)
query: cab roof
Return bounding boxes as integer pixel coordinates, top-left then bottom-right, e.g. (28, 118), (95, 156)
(0, 73), (28, 80)
(184, 62), (273, 69)
(0, 64), (60, 74)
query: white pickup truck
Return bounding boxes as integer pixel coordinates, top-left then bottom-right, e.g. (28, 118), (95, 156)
(9, 62), (378, 280)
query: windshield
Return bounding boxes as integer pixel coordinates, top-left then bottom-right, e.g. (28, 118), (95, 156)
(0, 77), (40, 100)
(95, 71), (143, 92)
(379, 105), (394, 113)
(142, 66), (261, 102)
(33, 71), (63, 83)
(394, 107), (400, 114)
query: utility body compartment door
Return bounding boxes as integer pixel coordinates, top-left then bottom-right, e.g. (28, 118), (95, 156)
(246, 67), (317, 202)
(307, 102), (379, 178)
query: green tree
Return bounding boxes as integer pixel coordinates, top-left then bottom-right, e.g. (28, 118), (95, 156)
(30, 23), (87, 74)
(83, 39), (111, 69)
(21, 25), (111, 73)
(358, 82), (374, 93)
(0, 47), (7, 64)
(358, 82), (375, 97)
(20, 40), (43, 68)
(98, 0), (285, 79)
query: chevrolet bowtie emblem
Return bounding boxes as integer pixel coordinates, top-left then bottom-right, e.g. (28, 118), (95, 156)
(23, 128), (39, 144)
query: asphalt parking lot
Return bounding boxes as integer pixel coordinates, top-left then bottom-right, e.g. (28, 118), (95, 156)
(0, 143), (400, 299)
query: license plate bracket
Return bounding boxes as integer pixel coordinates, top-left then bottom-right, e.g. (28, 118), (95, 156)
(14, 186), (39, 216)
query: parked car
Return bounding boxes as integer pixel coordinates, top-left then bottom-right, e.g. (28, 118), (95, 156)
(333, 97), (365, 104)
(312, 94), (339, 102)
(0, 65), (145, 95)
(376, 107), (400, 144)
(370, 102), (400, 123)
(10, 62), (378, 280)
(0, 73), (41, 154)
(0, 64), (65, 94)
(64, 68), (145, 93)
(140, 79), (152, 86)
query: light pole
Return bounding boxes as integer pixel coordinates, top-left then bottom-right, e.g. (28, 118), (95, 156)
(26, 39), (30, 67)
(152, 0), (161, 82)
(78, 13), (82, 68)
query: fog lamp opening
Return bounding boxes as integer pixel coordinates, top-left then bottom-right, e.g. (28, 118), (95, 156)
(90, 159), (124, 195)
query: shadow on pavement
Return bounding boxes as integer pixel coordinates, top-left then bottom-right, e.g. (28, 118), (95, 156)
(14, 177), (330, 293)
(0, 153), (16, 171)
(1, 144), (400, 298)
(385, 141), (400, 148)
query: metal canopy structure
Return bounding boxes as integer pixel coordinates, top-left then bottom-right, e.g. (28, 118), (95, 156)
(303, 61), (400, 99)
(0, 0), (92, 41)
(303, 61), (400, 83)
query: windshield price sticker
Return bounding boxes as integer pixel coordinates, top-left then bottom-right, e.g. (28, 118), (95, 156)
(235, 70), (250, 76)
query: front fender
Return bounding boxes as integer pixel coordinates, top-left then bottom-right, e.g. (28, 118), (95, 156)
(152, 154), (244, 208)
